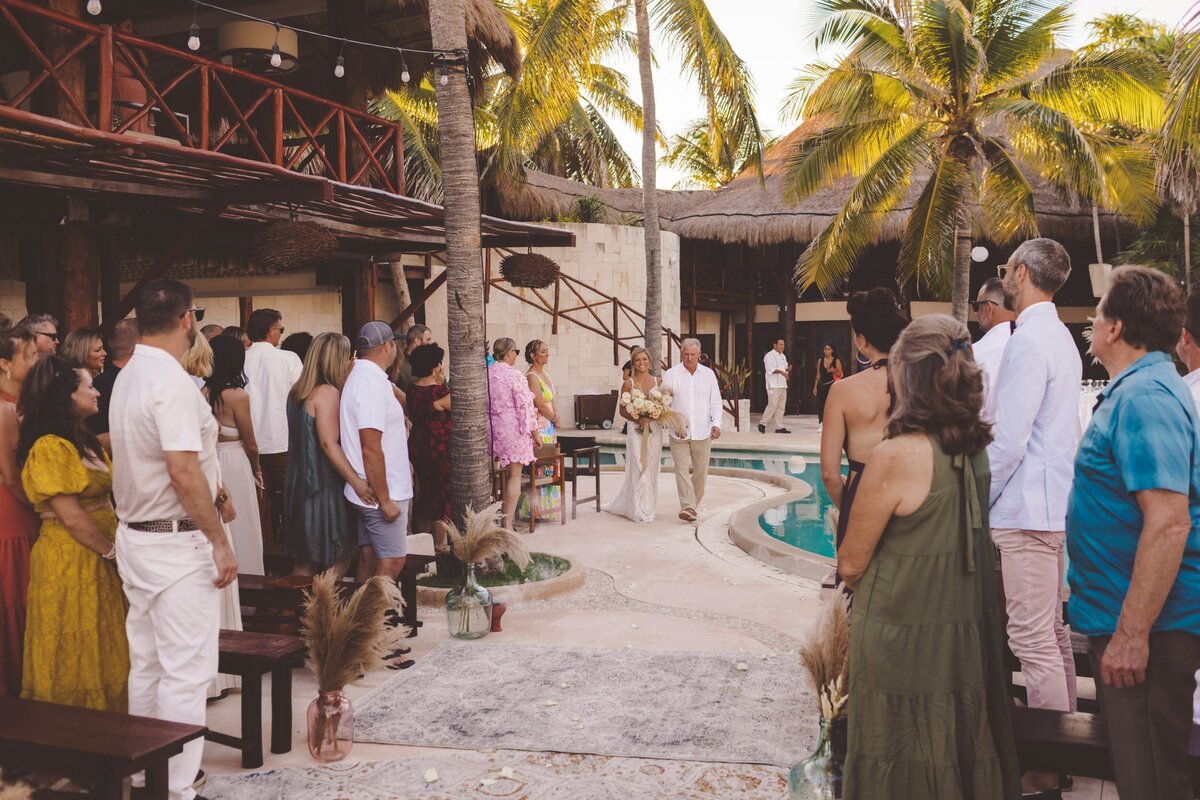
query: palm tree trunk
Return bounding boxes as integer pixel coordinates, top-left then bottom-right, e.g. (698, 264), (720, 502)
(388, 262), (413, 335)
(429, 0), (490, 522)
(633, 0), (662, 373)
(952, 227), (971, 322)
(1092, 204), (1104, 264)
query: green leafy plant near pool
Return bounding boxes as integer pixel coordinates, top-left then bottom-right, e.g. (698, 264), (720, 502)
(418, 553), (570, 589)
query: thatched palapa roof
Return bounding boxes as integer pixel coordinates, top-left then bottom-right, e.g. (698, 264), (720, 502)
(499, 122), (1130, 248)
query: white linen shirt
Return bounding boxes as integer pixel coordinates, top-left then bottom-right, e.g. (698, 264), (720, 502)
(661, 362), (722, 441)
(340, 359), (412, 507)
(973, 321), (1012, 421)
(243, 341), (302, 455)
(764, 350), (789, 390)
(986, 302), (1082, 531)
(110, 343), (220, 522)
(1184, 368), (1200, 416)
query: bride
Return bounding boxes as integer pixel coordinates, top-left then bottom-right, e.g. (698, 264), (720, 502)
(604, 347), (662, 523)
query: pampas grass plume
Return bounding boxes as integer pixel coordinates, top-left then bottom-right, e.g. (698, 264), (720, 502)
(798, 592), (851, 719)
(438, 501), (531, 569)
(301, 571), (408, 692)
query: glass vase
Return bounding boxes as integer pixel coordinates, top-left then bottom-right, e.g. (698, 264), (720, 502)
(445, 563), (493, 639)
(788, 717), (846, 799)
(306, 690), (353, 763)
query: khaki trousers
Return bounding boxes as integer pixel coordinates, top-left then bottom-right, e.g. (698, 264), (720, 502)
(762, 387), (787, 430)
(669, 437), (711, 512)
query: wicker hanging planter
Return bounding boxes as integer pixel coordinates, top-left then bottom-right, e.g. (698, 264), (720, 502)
(499, 252), (560, 289)
(254, 220), (338, 271)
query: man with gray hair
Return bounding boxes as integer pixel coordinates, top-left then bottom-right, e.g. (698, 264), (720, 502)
(971, 276), (1017, 418)
(661, 338), (723, 522)
(395, 324), (432, 392)
(988, 237), (1082, 796)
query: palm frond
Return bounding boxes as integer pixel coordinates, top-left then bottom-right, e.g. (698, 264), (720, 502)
(898, 148), (970, 295)
(807, 0), (909, 69)
(1019, 49), (1166, 131)
(975, 0), (1069, 88)
(979, 137), (1039, 243)
(911, 0), (986, 104)
(782, 116), (920, 202)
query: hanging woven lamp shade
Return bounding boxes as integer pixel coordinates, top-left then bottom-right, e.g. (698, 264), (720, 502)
(253, 220), (338, 271)
(499, 252), (560, 289)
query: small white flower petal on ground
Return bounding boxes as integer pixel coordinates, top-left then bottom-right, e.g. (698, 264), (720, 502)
(631, 623), (638, 629)
(560, 682), (568, 689)
(424, 769), (439, 783)
(545, 700), (558, 707)
(736, 662), (749, 671)
(480, 778), (497, 786)
(625, 644), (632, 649)
(499, 767), (515, 779)
(577, 724), (585, 730)
(571, 714), (581, 721)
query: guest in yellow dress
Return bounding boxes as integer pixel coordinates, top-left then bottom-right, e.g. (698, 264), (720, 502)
(18, 356), (128, 711)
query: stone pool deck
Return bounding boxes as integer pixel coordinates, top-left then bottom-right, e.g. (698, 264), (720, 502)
(195, 465), (1117, 799)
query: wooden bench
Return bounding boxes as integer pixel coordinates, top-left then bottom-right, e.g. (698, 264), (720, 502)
(1012, 706), (1200, 782)
(208, 629), (305, 768)
(1005, 631), (1097, 712)
(0, 696), (205, 800)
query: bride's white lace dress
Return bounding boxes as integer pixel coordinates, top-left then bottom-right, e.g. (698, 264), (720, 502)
(603, 386), (663, 524)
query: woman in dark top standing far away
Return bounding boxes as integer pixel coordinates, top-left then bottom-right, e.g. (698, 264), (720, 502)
(812, 342), (843, 423)
(405, 344), (452, 547)
(838, 314), (1020, 800)
(819, 288), (909, 557)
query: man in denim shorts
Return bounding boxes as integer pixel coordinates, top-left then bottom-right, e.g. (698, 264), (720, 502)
(340, 321), (411, 580)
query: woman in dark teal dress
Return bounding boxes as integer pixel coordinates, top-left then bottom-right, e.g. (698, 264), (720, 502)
(284, 332), (376, 578)
(838, 314), (1020, 800)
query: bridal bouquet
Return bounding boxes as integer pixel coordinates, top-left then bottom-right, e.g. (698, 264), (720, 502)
(619, 387), (687, 466)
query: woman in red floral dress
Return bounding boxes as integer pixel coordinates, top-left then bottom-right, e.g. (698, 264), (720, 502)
(406, 344), (452, 543)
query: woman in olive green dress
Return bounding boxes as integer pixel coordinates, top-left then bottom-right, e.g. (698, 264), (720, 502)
(838, 314), (1020, 800)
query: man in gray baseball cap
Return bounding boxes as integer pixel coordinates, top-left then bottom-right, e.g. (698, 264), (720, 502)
(340, 322), (412, 624)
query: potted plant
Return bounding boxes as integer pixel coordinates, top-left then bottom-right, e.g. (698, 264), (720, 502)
(438, 502), (531, 639)
(790, 593), (851, 799)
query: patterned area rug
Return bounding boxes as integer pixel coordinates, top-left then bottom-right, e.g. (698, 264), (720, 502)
(353, 642), (812, 767)
(204, 752), (791, 800)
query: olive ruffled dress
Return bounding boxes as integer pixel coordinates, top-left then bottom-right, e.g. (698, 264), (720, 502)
(21, 435), (128, 712)
(844, 437), (1020, 800)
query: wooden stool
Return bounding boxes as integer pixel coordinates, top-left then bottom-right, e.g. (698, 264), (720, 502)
(208, 629), (305, 768)
(0, 696), (205, 800)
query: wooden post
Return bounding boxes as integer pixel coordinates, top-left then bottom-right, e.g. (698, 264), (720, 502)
(340, 264), (375, 338)
(782, 246), (797, 416)
(45, 1), (89, 127)
(63, 198), (98, 329)
(689, 249), (698, 335)
(483, 249), (490, 303)
(272, 88), (284, 166)
(199, 67), (210, 149)
(239, 296), (253, 329)
(612, 299), (619, 366)
(99, 227), (121, 326)
(96, 25), (112, 131)
(551, 275), (560, 335)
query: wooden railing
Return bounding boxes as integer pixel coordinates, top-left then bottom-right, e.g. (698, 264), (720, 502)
(484, 248), (682, 367)
(0, 0), (405, 193)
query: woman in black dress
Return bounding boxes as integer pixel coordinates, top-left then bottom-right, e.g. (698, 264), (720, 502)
(812, 342), (842, 423)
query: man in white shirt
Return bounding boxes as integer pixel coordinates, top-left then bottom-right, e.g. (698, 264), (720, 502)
(760, 338), (792, 434)
(341, 321), (412, 582)
(661, 339), (722, 522)
(988, 238), (1081, 794)
(971, 277), (1015, 419)
(1175, 290), (1200, 728)
(111, 280), (238, 800)
(243, 308), (302, 545)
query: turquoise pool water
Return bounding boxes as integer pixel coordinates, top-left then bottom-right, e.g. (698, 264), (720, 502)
(597, 447), (838, 559)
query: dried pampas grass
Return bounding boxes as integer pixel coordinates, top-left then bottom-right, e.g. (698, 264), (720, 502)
(438, 501), (531, 568)
(799, 592), (851, 720)
(301, 571), (408, 692)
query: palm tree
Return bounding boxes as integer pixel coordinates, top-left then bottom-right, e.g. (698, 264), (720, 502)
(633, 0), (766, 368)
(1161, 7), (1200, 290)
(429, 0), (491, 521)
(784, 0), (1163, 320)
(663, 119), (775, 189)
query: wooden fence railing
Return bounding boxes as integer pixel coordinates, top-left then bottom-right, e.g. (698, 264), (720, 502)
(0, 0), (405, 193)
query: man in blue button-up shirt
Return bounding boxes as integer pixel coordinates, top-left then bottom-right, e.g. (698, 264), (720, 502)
(1068, 265), (1200, 800)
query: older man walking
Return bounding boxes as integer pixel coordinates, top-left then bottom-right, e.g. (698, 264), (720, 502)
(1070, 266), (1200, 800)
(662, 339), (722, 522)
(988, 238), (1082, 796)
(111, 279), (237, 800)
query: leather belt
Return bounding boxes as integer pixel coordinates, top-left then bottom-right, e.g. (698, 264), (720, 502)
(126, 519), (198, 533)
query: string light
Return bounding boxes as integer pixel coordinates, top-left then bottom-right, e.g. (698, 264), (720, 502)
(439, 68), (449, 86)
(399, 49), (410, 84)
(269, 22), (283, 68)
(187, 1), (201, 50)
(334, 39), (346, 78)
(86, 0), (102, 15)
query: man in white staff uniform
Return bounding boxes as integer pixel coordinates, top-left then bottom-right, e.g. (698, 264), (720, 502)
(111, 279), (238, 800)
(661, 339), (722, 522)
(760, 338), (792, 434)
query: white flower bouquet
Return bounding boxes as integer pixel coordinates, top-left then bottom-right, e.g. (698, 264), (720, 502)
(619, 386), (687, 466)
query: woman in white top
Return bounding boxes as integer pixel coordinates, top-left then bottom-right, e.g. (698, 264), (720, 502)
(604, 347), (663, 523)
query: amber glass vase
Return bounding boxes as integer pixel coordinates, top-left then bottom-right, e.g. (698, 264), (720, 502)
(307, 689), (354, 762)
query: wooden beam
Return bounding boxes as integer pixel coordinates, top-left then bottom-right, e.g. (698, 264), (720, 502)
(0, 166), (213, 200)
(239, 296), (253, 329)
(390, 269), (447, 329)
(104, 202), (229, 331)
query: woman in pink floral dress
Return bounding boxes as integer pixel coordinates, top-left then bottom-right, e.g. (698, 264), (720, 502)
(488, 337), (538, 529)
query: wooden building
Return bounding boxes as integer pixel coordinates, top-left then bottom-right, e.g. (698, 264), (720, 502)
(0, 0), (572, 335)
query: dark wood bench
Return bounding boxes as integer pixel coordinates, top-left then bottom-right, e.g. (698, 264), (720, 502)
(1012, 706), (1200, 782)
(0, 696), (205, 800)
(207, 629), (305, 768)
(1005, 631), (1097, 712)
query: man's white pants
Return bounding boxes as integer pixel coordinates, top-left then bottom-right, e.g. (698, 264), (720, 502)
(762, 387), (787, 430)
(117, 523), (219, 800)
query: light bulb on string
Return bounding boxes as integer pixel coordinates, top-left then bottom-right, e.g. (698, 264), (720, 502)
(334, 39), (346, 78)
(399, 50), (410, 84)
(188, 23), (201, 50)
(270, 22), (283, 69)
(439, 68), (449, 86)
(86, 0), (102, 15)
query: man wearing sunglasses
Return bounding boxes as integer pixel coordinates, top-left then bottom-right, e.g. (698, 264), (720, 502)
(17, 313), (59, 357)
(970, 277), (1016, 419)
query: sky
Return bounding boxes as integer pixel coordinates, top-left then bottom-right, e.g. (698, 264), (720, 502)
(608, 0), (1195, 188)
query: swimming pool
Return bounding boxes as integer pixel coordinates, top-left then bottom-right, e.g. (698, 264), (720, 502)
(598, 447), (838, 559)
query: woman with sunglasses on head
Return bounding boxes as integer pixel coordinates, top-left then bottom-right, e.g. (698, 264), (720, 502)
(488, 337), (538, 530)
(0, 328), (39, 697)
(18, 356), (128, 711)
